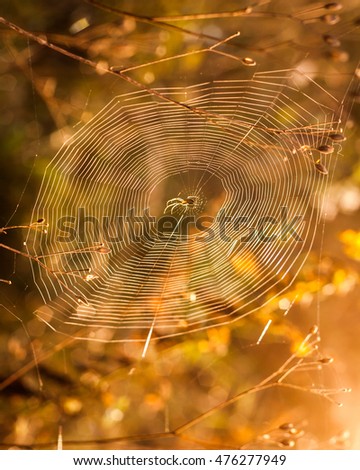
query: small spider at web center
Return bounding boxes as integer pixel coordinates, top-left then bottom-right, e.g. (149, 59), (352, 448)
(164, 195), (200, 215)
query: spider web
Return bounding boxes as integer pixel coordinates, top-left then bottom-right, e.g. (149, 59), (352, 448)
(0, 0), (359, 451)
(26, 69), (342, 344)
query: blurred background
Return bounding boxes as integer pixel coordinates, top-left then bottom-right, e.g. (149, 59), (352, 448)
(0, 0), (359, 449)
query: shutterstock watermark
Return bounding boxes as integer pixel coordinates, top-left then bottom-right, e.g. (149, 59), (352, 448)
(56, 207), (304, 244)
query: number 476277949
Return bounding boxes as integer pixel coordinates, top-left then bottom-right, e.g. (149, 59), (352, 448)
(214, 454), (287, 466)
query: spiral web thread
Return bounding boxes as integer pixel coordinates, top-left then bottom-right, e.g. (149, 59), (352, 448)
(27, 69), (342, 343)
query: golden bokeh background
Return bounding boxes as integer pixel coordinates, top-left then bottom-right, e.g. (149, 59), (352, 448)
(0, 0), (359, 449)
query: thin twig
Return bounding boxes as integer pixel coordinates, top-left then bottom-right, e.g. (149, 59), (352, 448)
(0, 16), (337, 137)
(0, 304), (43, 391)
(0, 332), (77, 392)
(85, 0), (230, 44)
(0, 16), (202, 120)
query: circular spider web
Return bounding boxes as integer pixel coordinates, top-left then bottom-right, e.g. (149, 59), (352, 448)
(27, 69), (342, 343)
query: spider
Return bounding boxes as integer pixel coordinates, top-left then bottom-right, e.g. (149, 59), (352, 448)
(164, 195), (197, 214)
